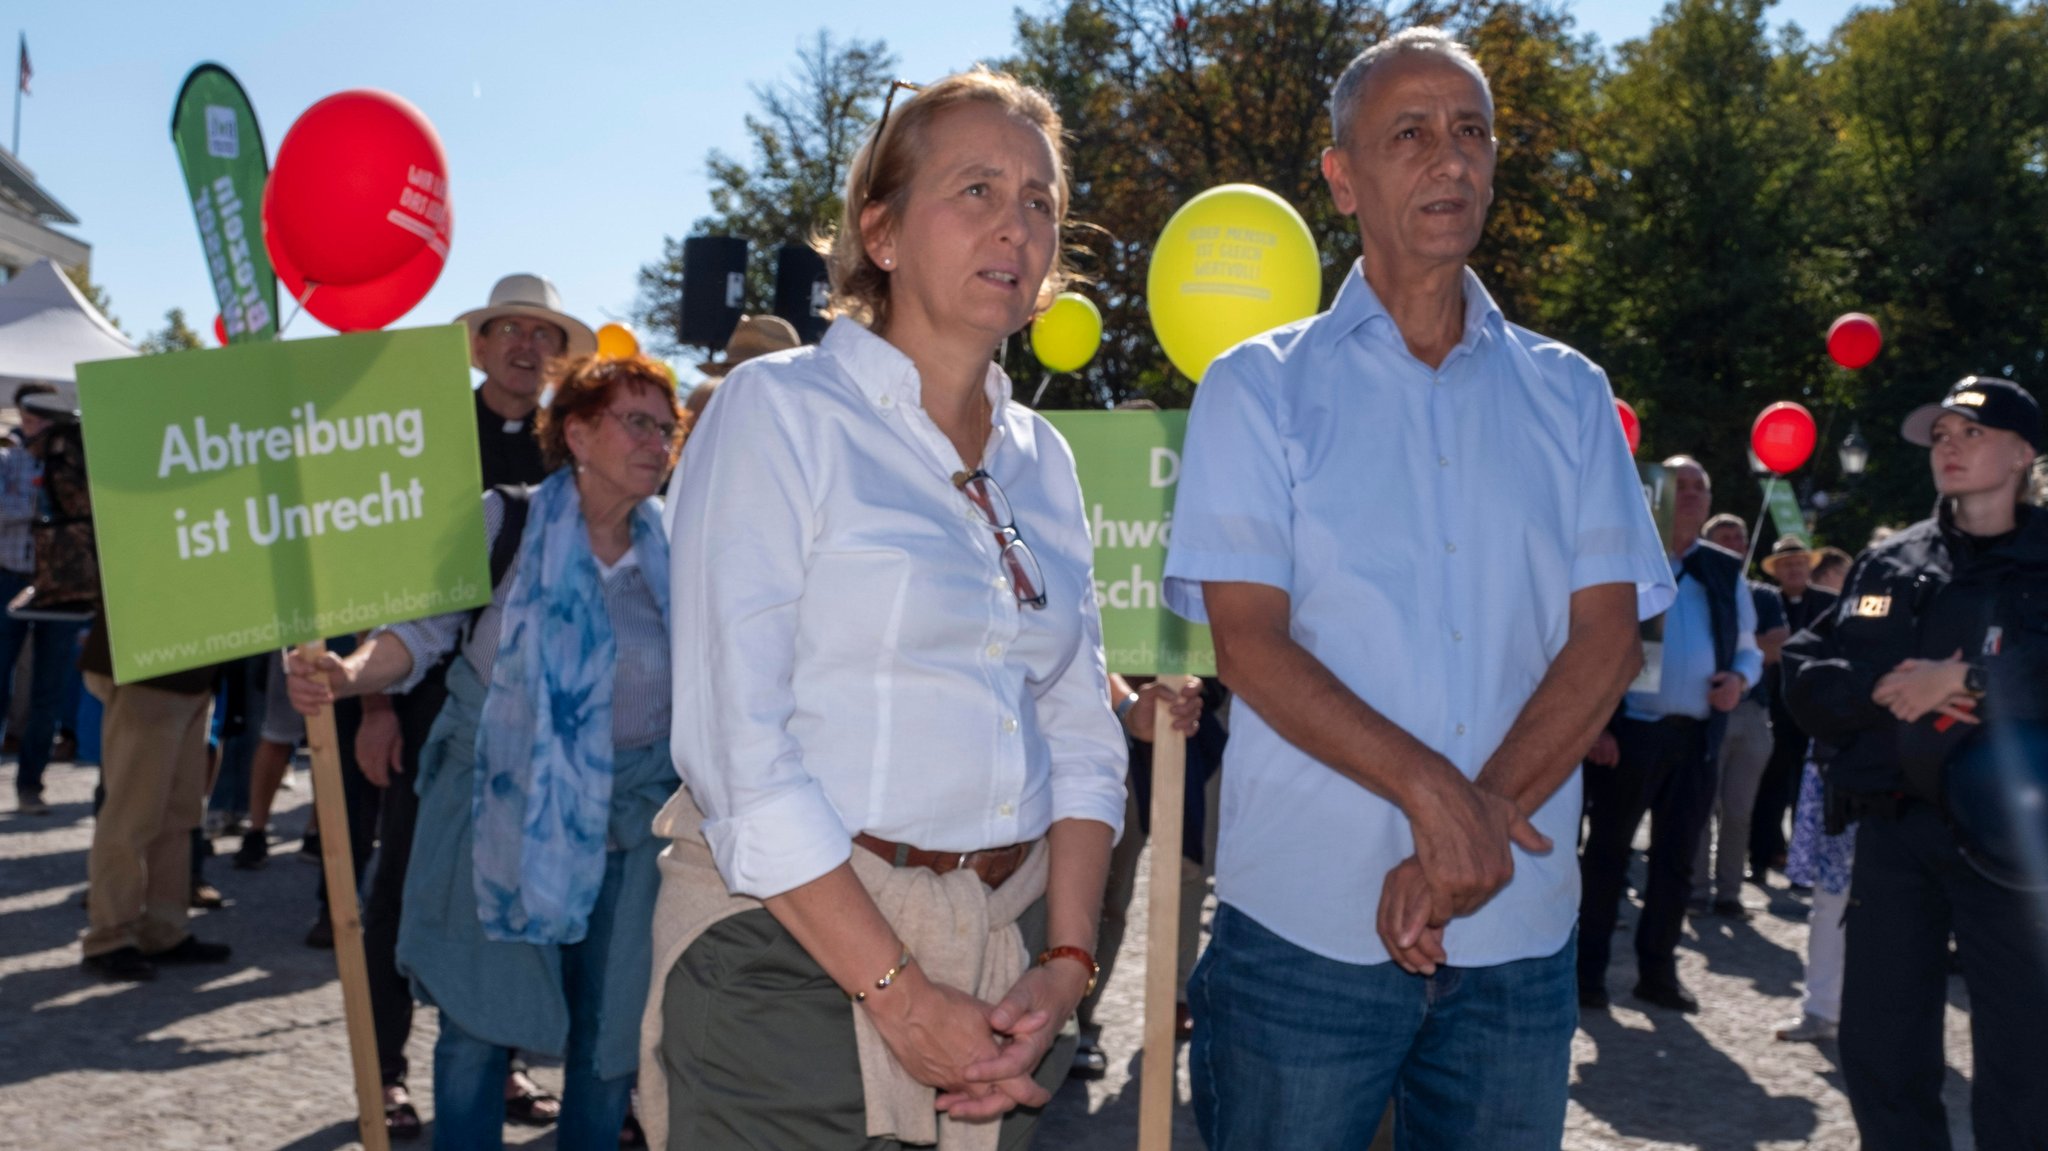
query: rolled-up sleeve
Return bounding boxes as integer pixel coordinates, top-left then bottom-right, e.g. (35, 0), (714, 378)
(1031, 435), (1129, 840)
(1568, 361), (1676, 621)
(1731, 579), (1764, 688)
(1163, 346), (1294, 623)
(380, 491), (507, 693)
(668, 371), (850, 899)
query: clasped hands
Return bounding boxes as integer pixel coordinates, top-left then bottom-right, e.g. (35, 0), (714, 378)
(871, 956), (1093, 1123)
(1377, 769), (1550, 976)
(1871, 649), (1978, 726)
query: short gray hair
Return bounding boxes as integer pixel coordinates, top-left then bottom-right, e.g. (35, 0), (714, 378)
(1329, 26), (1492, 147)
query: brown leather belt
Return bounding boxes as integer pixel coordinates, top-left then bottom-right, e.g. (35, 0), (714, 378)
(853, 833), (1032, 890)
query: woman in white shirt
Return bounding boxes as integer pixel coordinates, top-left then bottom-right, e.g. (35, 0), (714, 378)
(642, 68), (1127, 1149)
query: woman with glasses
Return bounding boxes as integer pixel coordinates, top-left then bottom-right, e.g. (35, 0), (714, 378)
(287, 354), (687, 1151)
(644, 67), (1131, 1149)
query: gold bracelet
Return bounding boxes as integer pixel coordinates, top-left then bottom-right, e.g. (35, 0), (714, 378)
(850, 948), (914, 1003)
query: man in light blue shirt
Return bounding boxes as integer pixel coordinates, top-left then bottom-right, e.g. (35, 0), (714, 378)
(1578, 455), (1761, 1014)
(1162, 26), (1674, 1151)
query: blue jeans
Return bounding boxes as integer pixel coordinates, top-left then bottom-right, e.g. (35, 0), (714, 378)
(430, 860), (635, 1151)
(0, 569), (84, 799)
(1190, 902), (1576, 1151)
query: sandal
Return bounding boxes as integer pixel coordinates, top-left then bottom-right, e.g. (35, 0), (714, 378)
(504, 1080), (561, 1127)
(384, 1084), (422, 1142)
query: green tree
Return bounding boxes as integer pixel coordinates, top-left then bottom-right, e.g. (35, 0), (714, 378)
(632, 31), (896, 355)
(62, 262), (118, 332)
(1003, 0), (1602, 407)
(139, 308), (204, 355)
(1809, 0), (2048, 542)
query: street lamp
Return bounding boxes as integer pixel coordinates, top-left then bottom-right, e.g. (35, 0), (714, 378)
(1839, 423), (1870, 478)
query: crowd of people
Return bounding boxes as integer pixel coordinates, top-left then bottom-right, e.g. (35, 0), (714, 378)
(6, 25), (2045, 1151)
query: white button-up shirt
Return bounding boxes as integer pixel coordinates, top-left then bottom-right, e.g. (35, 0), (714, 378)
(1163, 263), (1675, 967)
(668, 318), (1126, 900)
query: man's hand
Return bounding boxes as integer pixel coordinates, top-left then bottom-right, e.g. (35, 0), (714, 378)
(1123, 678), (1203, 743)
(354, 704), (403, 789)
(1708, 671), (1746, 713)
(1408, 772), (1552, 919)
(1584, 730), (1620, 767)
(1377, 856), (1449, 975)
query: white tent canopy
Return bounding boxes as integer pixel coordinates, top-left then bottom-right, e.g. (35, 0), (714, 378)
(0, 258), (137, 403)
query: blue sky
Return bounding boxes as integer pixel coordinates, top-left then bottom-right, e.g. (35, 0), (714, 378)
(10, 0), (1862, 354)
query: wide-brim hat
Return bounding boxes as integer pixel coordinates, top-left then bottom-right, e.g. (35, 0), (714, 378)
(1760, 534), (1822, 578)
(699, 314), (802, 377)
(453, 274), (597, 368)
(1902, 375), (2040, 449)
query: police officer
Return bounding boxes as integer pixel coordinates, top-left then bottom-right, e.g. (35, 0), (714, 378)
(1782, 375), (2048, 1151)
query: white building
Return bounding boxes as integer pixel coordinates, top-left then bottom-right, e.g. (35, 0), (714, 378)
(0, 145), (87, 279)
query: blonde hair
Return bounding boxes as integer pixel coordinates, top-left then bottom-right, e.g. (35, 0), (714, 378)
(822, 67), (1072, 331)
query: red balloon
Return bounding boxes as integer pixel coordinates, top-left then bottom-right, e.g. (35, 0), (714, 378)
(1827, 312), (1883, 370)
(267, 179), (446, 332)
(266, 89), (450, 287)
(212, 314), (229, 346)
(1751, 402), (1818, 475)
(1615, 399), (1642, 456)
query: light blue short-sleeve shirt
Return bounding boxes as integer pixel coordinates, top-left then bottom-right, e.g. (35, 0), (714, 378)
(1163, 262), (1676, 967)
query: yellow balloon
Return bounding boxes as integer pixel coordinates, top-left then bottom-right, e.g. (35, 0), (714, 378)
(1146, 184), (1321, 382)
(596, 322), (639, 359)
(1031, 292), (1104, 374)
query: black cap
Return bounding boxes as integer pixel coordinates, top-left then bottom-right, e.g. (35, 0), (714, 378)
(1901, 376), (2040, 448)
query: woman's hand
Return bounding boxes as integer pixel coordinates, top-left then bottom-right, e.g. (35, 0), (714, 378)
(935, 960), (1091, 1120)
(1123, 678), (1204, 743)
(861, 966), (1009, 1097)
(1872, 651), (1977, 725)
(284, 648), (354, 717)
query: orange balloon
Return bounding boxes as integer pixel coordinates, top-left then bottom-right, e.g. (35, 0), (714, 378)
(596, 323), (639, 359)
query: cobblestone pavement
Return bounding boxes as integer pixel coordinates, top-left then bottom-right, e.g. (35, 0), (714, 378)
(4, 758), (1975, 1150)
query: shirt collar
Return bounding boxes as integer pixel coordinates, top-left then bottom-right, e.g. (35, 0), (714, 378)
(822, 316), (1014, 432)
(1322, 259), (1506, 353)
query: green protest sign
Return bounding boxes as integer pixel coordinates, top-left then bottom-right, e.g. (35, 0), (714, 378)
(1043, 410), (1214, 676)
(171, 63), (278, 343)
(77, 325), (488, 683)
(1762, 477), (1807, 538)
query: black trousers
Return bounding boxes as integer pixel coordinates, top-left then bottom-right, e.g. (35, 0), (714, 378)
(1578, 716), (1716, 989)
(1841, 802), (2048, 1151)
(1748, 707), (1808, 875)
(312, 697), (376, 918)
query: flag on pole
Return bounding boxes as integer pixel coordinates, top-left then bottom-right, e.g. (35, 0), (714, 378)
(16, 36), (28, 95)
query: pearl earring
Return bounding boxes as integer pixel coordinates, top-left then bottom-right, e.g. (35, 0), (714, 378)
(881, 257), (893, 268)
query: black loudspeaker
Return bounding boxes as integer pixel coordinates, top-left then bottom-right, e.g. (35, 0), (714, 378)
(772, 244), (831, 343)
(679, 235), (749, 349)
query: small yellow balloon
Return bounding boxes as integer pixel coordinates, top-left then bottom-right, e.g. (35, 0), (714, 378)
(596, 322), (639, 359)
(1031, 293), (1104, 374)
(1146, 184), (1321, 382)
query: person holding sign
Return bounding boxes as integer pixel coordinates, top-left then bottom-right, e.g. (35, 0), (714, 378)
(644, 68), (1126, 1149)
(1162, 28), (1673, 1149)
(288, 354), (683, 1151)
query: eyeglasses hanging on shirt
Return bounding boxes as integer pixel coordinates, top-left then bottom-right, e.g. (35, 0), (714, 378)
(953, 468), (1048, 610)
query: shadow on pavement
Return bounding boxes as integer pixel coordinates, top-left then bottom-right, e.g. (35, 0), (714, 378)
(1573, 1007), (1819, 1150)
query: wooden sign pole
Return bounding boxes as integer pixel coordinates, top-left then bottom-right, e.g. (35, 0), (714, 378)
(1137, 675), (1194, 1151)
(297, 640), (390, 1151)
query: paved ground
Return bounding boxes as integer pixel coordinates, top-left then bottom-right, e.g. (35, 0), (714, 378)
(2, 756), (1977, 1150)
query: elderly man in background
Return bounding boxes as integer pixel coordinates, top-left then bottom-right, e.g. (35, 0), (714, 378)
(1164, 27), (1672, 1149)
(1749, 534), (1840, 882)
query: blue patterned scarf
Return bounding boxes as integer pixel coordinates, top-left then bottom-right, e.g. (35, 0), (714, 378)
(471, 467), (670, 944)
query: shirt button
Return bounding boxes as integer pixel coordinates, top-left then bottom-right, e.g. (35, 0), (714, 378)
(1002, 717), (1019, 734)
(1456, 724), (1467, 735)
(1452, 631), (1463, 642)
(998, 802), (1014, 817)
(1445, 543), (1457, 554)
(985, 642), (1003, 659)
(878, 393), (894, 408)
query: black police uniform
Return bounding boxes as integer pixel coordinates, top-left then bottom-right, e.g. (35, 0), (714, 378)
(1782, 500), (2048, 1151)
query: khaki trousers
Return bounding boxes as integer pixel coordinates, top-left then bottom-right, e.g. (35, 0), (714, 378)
(81, 672), (215, 958)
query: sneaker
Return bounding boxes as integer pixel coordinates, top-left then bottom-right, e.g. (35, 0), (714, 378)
(1774, 1013), (1838, 1043)
(14, 793), (51, 816)
(83, 945), (157, 981)
(232, 831), (270, 870)
(150, 935), (233, 965)
(189, 882), (226, 910)
(299, 830), (322, 862)
(52, 732), (77, 763)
